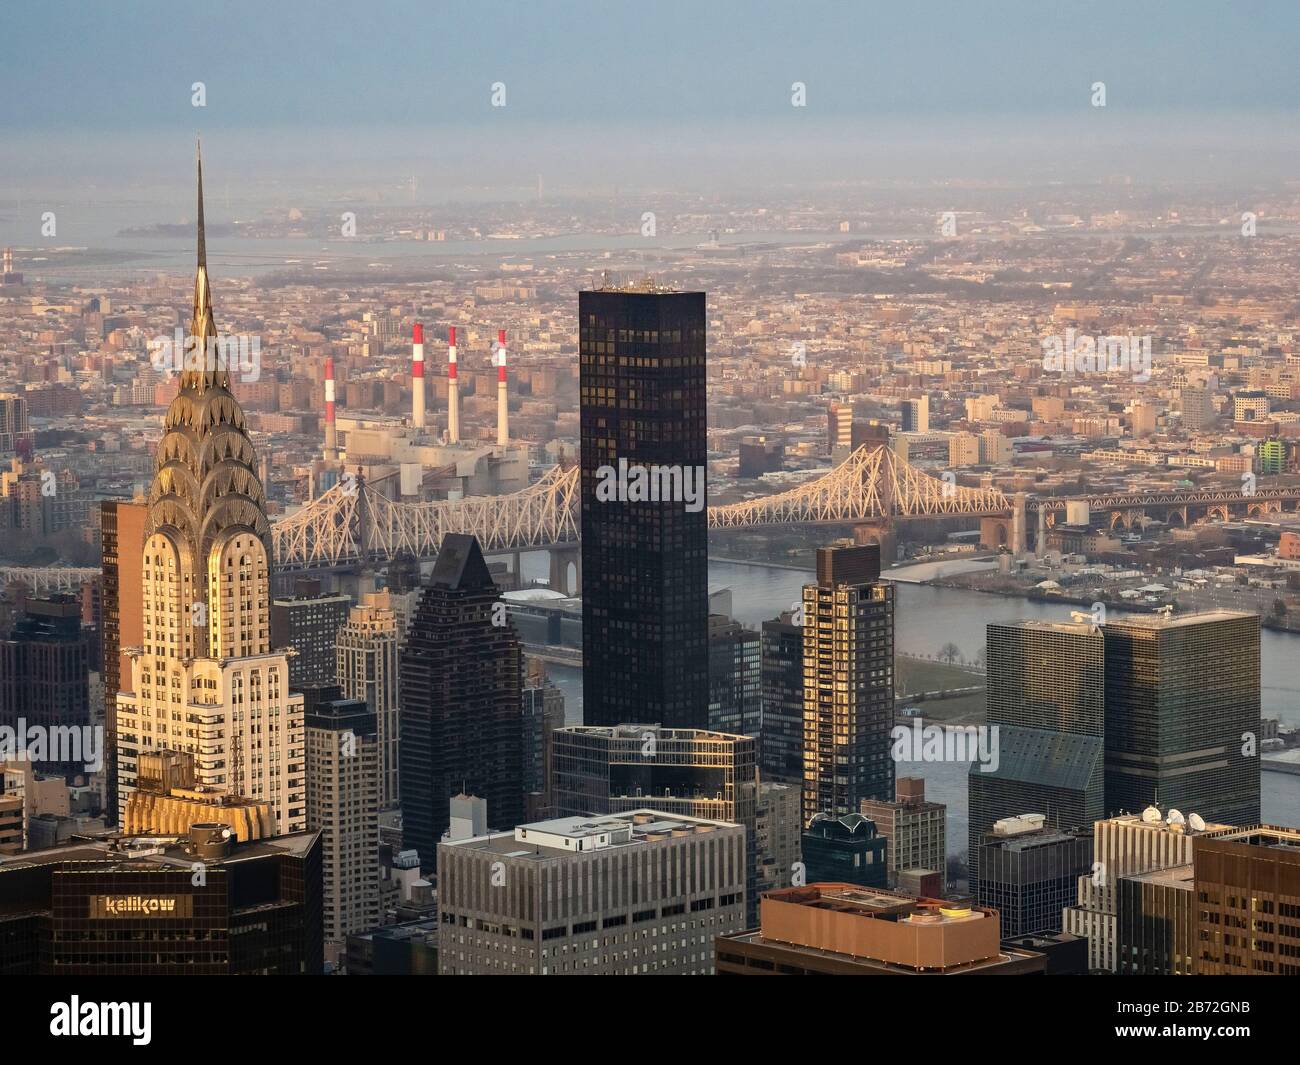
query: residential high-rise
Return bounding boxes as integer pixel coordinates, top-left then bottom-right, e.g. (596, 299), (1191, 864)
(1195, 824), (1300, 975)
(860, 777), (947, 891)
(827, 402), (853, 458)
(336, 594), (400, 808)
(99, 497), (147, 821)
(551, 722), (759, 921)
(975, 814), (1093, 937)
(901, 395), (929, 432)
(802, 544), (895, 825)
(1178, 386), (1216, 430)
(1258, 437), (1285, 475)
(305, 686), (380, 964)
(707, 614), (761, 736)
(399, 533), (522, 865)
(579, 287), (708, 729)
(521, 661), (565, 818)
(968, 619), (1105, 888)
(754, 781), (802, 900)
(114, 148), (306, 833)
(0, 393), (31, 454)
(0, 595), (90, 780)
(437, 811), (745, 975)
(759, 610), (804, 786)
(1103, 611), (1260, 827)
(272, 577), (352, 690)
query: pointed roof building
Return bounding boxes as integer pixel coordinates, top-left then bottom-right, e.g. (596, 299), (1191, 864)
(116, 146), (303, 833)
(428, 533), (494, 591)
(145, 143), (271, 631)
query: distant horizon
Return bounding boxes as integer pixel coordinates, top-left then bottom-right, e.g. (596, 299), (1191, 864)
(3, 0), (1300, 203)
(4, 111), (1300, 206)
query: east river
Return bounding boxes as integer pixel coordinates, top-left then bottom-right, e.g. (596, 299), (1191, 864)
(535, 558), (1300, 856)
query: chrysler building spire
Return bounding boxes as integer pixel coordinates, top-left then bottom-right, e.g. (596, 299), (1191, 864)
(184, 138), (225, 392)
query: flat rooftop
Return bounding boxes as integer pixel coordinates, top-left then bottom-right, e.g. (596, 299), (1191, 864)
(985, 827), (1082, 852)
(765, 884), (989, 926)
(555, 723), (751, 743)
(1212, 824), (1300, 851)
(996, 619), (1100, 635)
(1128, 864), (1195, 889)
(441, 809), (737, 860)
(1106, 609), (1256, 630)
(0, 830), (320, 873)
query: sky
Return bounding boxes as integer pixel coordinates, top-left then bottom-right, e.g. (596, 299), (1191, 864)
(1, 1), (1298, 198)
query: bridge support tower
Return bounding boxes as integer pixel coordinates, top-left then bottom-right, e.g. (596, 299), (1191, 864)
(549, 546), (582, 597)
(852, 521), (896, 564)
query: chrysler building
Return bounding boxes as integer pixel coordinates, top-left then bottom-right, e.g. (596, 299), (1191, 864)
(115, 146), (305, 831)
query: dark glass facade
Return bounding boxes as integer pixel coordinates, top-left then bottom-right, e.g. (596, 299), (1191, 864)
(976, 826), (1093, 938)
(399, 534), (523, 865)
(1116, 864), (1196, 975)
(969, 620), (1104, 887)
(801, 813), (889, 888)
(707, 615), (761, 736)
(579, 289), (708, 729)
(0, 595), (90, 781)
(984, 620), (1105, 737)
(550, 723), (759, 920)
(0, 833), (322, 975)
(271, 579), (353, 690)
(1103, 611), (1260, 827)
(759, 611), (803, 786)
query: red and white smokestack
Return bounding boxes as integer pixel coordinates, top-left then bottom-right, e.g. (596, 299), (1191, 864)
(447, 326), (460, 444)
(411, 322), (426, 430)
(324, 357), (338, 458)
(496, 328), (509, 446)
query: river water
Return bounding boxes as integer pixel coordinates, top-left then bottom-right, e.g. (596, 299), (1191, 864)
(538, 557), (1300, 853)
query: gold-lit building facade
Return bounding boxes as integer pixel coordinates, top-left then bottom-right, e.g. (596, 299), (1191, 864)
(115, 148), (305, 832)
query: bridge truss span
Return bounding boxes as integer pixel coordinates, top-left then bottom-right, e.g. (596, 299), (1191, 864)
(708, 444), (1012, 529)
(270, 464), (581, 570)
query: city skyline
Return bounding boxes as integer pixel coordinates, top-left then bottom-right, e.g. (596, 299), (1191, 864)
(0, 4), (1298, 1019)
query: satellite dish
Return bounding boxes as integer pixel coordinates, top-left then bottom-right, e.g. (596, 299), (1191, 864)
(1167, 809), (1185, 826)
(1189, 813), (1207, 833)
(1141, 806), (1162, 823)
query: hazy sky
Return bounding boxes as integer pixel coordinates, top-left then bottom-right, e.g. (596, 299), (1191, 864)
(4, 1), (1299, 127)
(1, 2), (1298, 197)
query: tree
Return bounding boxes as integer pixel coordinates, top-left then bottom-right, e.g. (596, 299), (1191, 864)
(939, 642), (962, 665)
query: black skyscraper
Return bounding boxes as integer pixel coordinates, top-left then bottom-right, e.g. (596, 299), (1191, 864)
(0, 595), (90, 780)
(399, 534), (522, 866)
(1103, 611), (1260, 827)
(760, 611), (804, 786)
(579, 288), (708, 728)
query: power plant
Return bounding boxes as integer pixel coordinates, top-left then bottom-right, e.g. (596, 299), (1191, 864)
(318, 322), (529, 503)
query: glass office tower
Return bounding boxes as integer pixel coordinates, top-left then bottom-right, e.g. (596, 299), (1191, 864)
(579, 287), (708, 728)
(1104, 611), (1260, 827)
